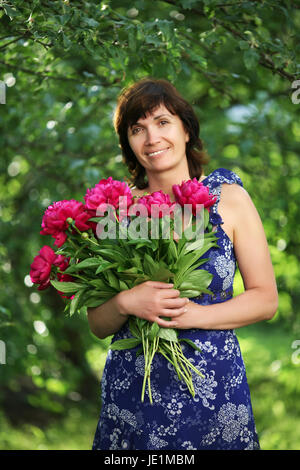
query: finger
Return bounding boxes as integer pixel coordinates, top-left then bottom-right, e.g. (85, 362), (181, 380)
(162, 288), (181, 298)
(159, 305), (188, 318)
(156, 317), (179, 328)
(148, 281), (175, 289)
(163, 297), (189, 308)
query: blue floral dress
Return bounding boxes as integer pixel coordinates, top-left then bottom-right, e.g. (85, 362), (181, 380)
(92, 168), (260, 450)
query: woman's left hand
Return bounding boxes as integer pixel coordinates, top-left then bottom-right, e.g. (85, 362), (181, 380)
(170, 300), (205, 329)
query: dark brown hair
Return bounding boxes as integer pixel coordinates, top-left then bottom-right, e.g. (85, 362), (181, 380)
(113, 77), (210, 189)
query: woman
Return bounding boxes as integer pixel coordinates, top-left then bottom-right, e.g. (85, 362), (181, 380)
(88, 78), (278, 450)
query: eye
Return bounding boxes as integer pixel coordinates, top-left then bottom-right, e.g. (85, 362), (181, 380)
(159, 120), (169, 126)
(131, 127), (142, 135)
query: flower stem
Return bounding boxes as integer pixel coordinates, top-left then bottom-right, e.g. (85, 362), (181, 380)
(159, 341), (201, 397)
(174, 342), (204, 377)
(69, 222), (99, 246)
(141, 330), (147, 403)
(67, 237), (79, 250)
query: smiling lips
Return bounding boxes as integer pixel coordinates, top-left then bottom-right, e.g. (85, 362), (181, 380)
(146, 147), (170, 157)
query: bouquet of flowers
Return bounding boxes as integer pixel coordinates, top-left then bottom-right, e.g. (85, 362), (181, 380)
(30, 177), (219, 404)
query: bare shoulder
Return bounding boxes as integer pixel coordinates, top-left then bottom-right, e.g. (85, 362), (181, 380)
(216, 183), (252, 245)
(222, 183), (275, 289)
(221, 183), (261, 225)
(219, 183), (259, 229)
(220, 181), (250, 205)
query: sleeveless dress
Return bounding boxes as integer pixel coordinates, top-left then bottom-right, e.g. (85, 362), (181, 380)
(92, 168), (260, 450)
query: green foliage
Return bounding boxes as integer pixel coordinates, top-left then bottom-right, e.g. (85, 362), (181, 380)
(237, 323), (300, 450)
(0, 0), (299, 449)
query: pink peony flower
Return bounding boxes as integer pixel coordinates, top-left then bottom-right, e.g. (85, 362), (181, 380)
(135, 191), (177, 219)
(30, 246), (75, 299)
(54, 254), (70, 272)
(172, 178), (217, 216)
(30, 245), (69, 290)
(40, 199), (91, 247)
(84, 177), (133, 228)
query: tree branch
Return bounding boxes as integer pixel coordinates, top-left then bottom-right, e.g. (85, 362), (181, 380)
(0, 36), (24, 51)
(161, 0), (297, 82)
(0, 59), (122, 87)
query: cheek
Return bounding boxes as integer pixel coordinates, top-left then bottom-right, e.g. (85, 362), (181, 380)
(127, 136), (138, 153)
(128, 138), (143, 160)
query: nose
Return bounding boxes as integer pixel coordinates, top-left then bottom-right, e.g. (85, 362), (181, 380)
(145, 126), (161, 146)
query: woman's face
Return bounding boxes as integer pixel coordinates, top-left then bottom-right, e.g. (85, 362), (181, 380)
(127, 104), (189, 176)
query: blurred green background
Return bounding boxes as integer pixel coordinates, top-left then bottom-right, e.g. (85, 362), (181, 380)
(0, 0), (299, 450)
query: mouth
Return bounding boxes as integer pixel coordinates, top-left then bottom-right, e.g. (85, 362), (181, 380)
(146, 147), (170, 157)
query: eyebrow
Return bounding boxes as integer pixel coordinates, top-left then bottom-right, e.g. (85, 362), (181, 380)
(131, 113), (173, 128)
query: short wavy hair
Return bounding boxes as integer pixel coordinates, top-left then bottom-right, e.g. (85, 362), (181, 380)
(113, 77), (210, 189)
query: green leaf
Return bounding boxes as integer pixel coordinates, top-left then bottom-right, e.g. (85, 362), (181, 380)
(179, 338), (202, 352)
(81, 17), (100, 28)
(143, 253), (159, 277)
(147, 322), (160, 341)
(152, 265), (175, 282)
(179, 269), (213, 291)
(178, 289), (202, 297)
(179, 0), (200, 9)
(96, 248), (127, 263)
(119, 280), (129, 290)
(0, 306), (11, 318)
(239, 40), (250, 51)
(50, 280), (86, 293)
(129, 318), (142, 339)
(117, 266), (139, 274)
(167, 238), (178, 263)
(136, 318), (148, 331)
(158, 327), (178, 342)
(128, 28), (137, 52)
(110, 338), (142, 350)
(136, 347), (143, 357)
(174, 251), (202, 278)
(96, 261), (118, 274)
(243, 48), (260, 70)
(88, 217), (104, 223)
(105, 270), (120, 290)
(3, 5), (20, 19)
(69, 289), (86, 316)
(65, 257), (101, 271)
(184, 238), (206, 252)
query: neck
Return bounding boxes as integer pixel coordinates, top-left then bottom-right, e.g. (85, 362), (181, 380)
(145, 169), (206, 201)
(144, 158), (192, 201)
(146, 172), (190, 202)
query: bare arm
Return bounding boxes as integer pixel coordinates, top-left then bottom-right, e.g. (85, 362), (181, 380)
(87, 281), (189, 340)
(167, 184), (278, 330)
(87, 293), (129, 340)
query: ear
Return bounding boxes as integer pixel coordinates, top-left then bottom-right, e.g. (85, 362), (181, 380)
(185, 130), (190, 143)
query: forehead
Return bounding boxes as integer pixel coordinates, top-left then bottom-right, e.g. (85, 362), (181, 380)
(133, 104), (175, 124)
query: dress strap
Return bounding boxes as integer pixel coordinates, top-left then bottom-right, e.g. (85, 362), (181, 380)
(202, 168), (244, 226)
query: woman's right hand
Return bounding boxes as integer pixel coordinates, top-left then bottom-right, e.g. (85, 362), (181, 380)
(117, 280), (189, 328)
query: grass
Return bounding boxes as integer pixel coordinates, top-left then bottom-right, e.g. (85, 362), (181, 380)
(236, 322), (300, 450)
(1, 322), (299, 450)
